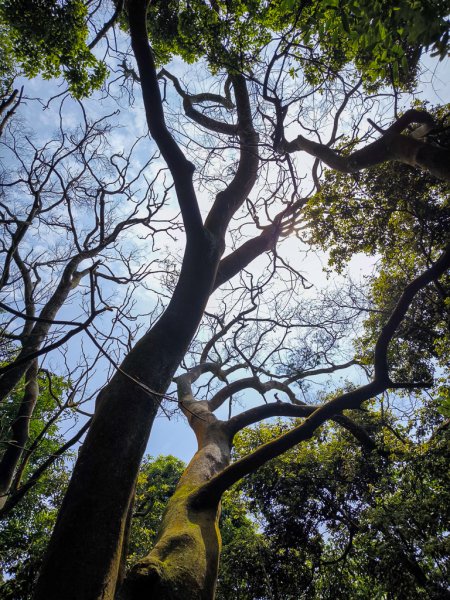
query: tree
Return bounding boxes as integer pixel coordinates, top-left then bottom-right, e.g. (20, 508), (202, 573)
(0, 0), (448, 598)
(0, 379), (72, 600)
(0, 0), (109, 98)
(0, 96), (167, 516)
(304, 104), (450, 382)
(0, 454), (184, 599)
(0, 452), (265, 599)
(229, 402), (450, 599)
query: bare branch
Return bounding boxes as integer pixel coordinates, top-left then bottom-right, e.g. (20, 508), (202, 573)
(192, 246), (450, 505)
(127, 0), (204, 237)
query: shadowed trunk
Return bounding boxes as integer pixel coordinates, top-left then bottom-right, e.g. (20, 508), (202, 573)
(34, 234), (224, 600)
(0, 360), (38, 510)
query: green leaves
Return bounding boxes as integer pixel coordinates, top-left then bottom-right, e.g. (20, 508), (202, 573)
(228, 412), (450, 598)
(141, 0), (275, 72)
(0, 0), (107, 97)
(127, 455), (185, 565)
(304, 104), (450, 381)
(138, 0), (448, 89)
(0, 371), (72, 600)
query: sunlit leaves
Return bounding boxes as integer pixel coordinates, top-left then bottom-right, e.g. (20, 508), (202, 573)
(137, 0), (449, 89)
(0, 0), (107, 97)
(304, 104), (450, 381)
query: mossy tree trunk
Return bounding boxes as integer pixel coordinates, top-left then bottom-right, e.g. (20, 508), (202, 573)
(119, 397), (232, 600)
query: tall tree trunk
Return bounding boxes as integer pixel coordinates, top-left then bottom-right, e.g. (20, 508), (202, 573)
(119, 420), (231, 600)
(34, 234), (224, 600)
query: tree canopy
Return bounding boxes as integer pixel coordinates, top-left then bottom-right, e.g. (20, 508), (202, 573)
(0, 0), (108, 97)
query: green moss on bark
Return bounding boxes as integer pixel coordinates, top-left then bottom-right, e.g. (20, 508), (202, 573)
(120, 484), (221, 599)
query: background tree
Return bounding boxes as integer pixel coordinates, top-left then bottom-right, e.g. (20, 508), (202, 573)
(305, 103), (450, 383)
(228, 402), (450, 600)
(0, 96), (171, 514)
(0, 0), (110, 98)
(0, 375), (72, 600)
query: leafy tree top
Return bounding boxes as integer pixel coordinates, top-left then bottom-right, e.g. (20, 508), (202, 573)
(0, 0), (107, 97)
(136, 0), (449, 87)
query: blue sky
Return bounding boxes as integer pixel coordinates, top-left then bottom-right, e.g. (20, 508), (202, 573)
(2, 38), (449, 464)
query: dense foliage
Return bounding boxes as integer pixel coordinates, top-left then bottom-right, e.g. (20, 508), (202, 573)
(0, 0), (107, 96)
(227, 404), (450, 599)
(4, 407), (447, 600)
(142, 0), (449, 85)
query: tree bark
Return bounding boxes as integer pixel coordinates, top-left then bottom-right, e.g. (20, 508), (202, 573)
(0, 360), (38, 510)
(34, 233), (224, 600)
(35, 0), (262, 591)
(283, 109), (450, 182)
(118, 407), (231, 600)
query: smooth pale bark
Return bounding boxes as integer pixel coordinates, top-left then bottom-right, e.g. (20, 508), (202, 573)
(283, 110), (450, 182)
(118, 401), (231, 600)
(115, 385), (378, 599)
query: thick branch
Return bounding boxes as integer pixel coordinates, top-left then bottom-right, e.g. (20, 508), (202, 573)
(227, 401), (379, 454)
(194, 381), (383, 506)
(205, 75), (260, 236)
(159, 69), (234, 110)
(374, 244), (450, 382)
(193, 246), (450, 505)
(208, 368), (355, 413)
(0, 87), (23, 138)
(283, 109), (450, 181)
(88, 0), (124, 49)
(284, 359), (358, 385)
(13, 249), (35, 339)
(227, 401), (316, 434)
(182, 98), (238, 136)
(208, 376), (266, 412)
(174, 362), (226, 402)
(213, 223), (279, 289)
(127, 0), (203, 236)
(159, 69), (238, 136)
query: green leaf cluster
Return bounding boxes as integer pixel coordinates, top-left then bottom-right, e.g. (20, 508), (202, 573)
(0, 0), (107, 97)
(135, 0), (277, 72)
(127, 454), (186, 565)
(135, 0), (449, 88)
(228, 409), (450, 599)
(287, 0), (449, 87)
